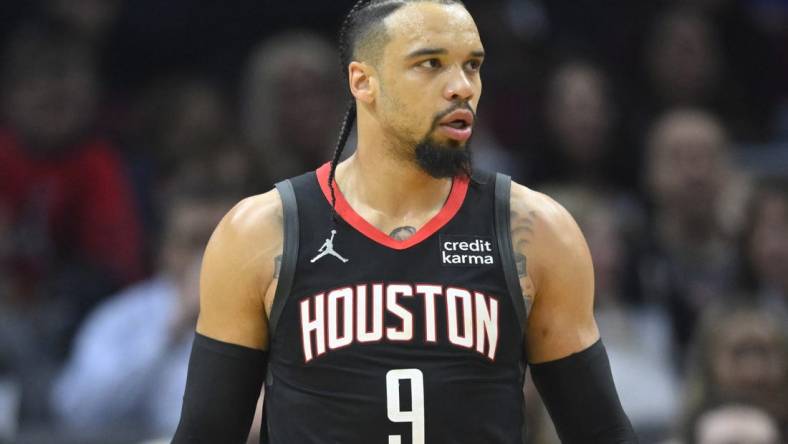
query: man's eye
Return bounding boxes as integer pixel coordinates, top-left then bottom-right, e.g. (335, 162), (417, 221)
(418, 59), (441, 69)
(465, 60), (482, 71)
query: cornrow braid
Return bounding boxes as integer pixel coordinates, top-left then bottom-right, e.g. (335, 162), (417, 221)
(327, 101), (356, 223)
(328, 0), (467, 220)
(327, 0), (373, 222)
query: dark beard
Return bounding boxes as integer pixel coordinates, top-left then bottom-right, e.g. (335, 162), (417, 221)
(414, 137), (472, 179)
(413, 102), (475, 179)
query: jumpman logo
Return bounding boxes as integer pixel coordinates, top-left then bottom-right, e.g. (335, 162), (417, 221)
(310, 229), (349, 263)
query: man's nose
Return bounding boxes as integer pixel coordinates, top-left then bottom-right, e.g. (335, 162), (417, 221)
(443, 66), (475, 102)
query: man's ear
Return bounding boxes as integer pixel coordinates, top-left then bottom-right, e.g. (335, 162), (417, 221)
(348, 61), (376, 104)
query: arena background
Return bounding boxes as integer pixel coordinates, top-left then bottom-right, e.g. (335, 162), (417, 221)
(0, 0), (786, 443)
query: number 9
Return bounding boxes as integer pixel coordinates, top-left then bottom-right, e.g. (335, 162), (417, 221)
(386, 368), (425, 444)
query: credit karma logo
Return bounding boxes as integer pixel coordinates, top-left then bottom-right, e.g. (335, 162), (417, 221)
(440, 234), (495, 266)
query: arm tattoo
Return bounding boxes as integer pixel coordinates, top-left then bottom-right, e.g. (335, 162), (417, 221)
(273, 255), (282, 278)
(511, 209), (536, 249)
(272, 202), (284, 279)
(511, 207), (537, 314)
(515, 252), (534, 312)
(522, 282), (535, 314)
(389, 226), (417, 241)
(515, 253), (527, 277)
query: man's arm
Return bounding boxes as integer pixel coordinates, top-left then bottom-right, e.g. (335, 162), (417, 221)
(510, 184), (598, 361)
(173, 190), (283, 443)
(510, 183), (637, 443)
(196, 190), (283, 348)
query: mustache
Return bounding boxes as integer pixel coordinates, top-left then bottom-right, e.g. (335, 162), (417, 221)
(430, 102), (477, 130)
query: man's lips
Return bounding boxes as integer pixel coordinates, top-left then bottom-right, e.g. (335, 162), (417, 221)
(437, 109), (474, 142)
(438, 109), (475, 128)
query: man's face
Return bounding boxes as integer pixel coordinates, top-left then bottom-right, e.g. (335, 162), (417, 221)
(648, 12), (720, 104)
(547, 64), (611, 165)
(2, 45), (98, 151)
(276, 61), (342, 160)
(371, 3), (484, 174)
(648, 116), (727, 220)
(711, 314), (785, 398)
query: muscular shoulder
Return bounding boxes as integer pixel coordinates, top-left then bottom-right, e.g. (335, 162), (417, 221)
(509, 182), (589, 287)
(215, 190), (283, 253)
(196, 189), (283, 349)
(510, 183), (578, 233)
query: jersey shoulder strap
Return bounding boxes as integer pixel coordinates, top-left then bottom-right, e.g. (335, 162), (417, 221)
(494, 173), (527, 334)
(269, 179), (299, 337)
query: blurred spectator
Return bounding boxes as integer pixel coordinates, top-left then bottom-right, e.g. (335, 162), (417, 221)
(683, 303), (788, 437)
(468, 0), (550, 172)
(0, 21), (143, 423)
(683, 401), (782, 444)
(640, 109), (750, 353)
(644, 9), (720, 111)
(0, 20), (143, 285)
(131, 77), (235, 177)
(741, 178), (788, 322)
(125, 76), (251, 255)
(43, 0), (123, 44)
(240, 31), (344, 186)
(674, 0), (781, 141)
(549, 187), (678, 440)
(640, 6), (771, 143)
(535, 60), (631, 189)
(50, 189), (234, 442)
(539, 0), (656, 82)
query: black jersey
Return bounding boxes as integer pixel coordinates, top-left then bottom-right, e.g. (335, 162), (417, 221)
(263, 163), (527, 444)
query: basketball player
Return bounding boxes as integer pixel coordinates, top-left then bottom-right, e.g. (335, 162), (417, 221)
(173, 1), (637, 443)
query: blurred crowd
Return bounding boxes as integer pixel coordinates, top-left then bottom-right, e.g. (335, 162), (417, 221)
(0, 0), (785, 443)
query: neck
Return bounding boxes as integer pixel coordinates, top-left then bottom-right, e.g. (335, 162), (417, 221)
(337, 153), (453, 220)
(334, 123), (454, 220)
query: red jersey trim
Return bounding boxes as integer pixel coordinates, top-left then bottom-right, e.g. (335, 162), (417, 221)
(316, 162), (469, 251)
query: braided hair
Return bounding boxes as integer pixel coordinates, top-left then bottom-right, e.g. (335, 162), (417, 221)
(328, 0), (466, 219)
